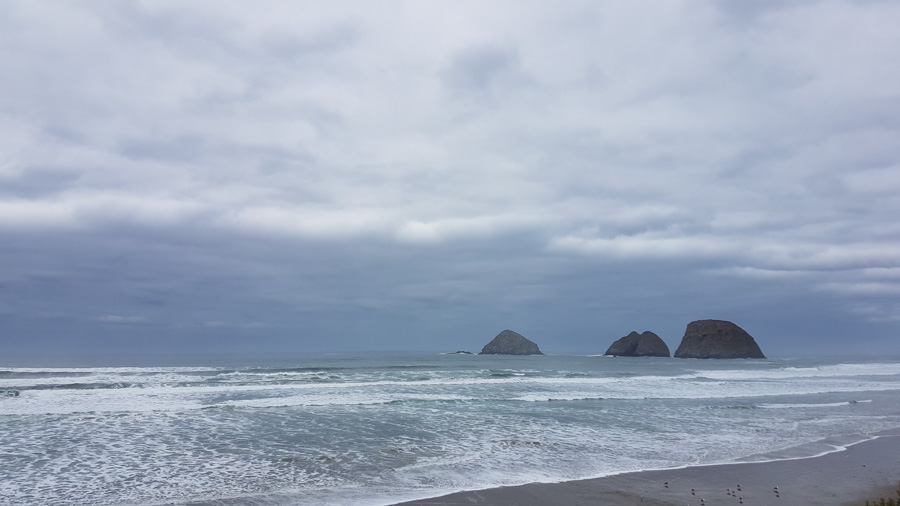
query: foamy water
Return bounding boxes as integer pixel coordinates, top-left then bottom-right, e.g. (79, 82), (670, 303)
(2, 354), (899, 505)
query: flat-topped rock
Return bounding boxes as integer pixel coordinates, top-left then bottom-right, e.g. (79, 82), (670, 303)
(605, 331), (670, 357)
(480, 330), (543, 355)
(674, 320), (765, 359)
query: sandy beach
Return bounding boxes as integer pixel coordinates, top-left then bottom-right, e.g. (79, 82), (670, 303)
(395, 431), (900, 506)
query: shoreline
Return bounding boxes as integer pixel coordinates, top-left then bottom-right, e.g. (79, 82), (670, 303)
(392, 430), (900, 506)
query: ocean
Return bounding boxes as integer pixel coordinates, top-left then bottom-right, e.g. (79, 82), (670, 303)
(2, 352), (900, 505)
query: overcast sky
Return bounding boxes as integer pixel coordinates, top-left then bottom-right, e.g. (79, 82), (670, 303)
(2, 0), (899, 359)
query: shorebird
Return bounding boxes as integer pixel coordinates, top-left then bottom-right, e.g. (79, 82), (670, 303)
(691, 488), (695, 495)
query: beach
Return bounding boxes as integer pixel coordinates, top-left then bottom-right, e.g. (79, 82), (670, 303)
(396, 431), (900, 506)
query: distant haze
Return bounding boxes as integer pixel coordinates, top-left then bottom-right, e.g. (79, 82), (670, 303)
(2, 1), (899, 359)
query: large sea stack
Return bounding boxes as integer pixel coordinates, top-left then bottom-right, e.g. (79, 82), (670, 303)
(674, 320), (765, 359)
(479, 330), (543, 355)
(605, 331), (670, 357)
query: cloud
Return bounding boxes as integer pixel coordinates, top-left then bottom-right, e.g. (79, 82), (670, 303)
(395, 214), (545, 245)
(94, 315), (149, 324)
(0, 193), (204, 230)
(548, 233), (735, 260)
(202, 320), (266, 329)
(441, 45), (524, 95)
(703, 267), (814, 280)
(2, 0), (899, 355)
(817, 282), (900, 296)
(220, 205), (391, 240)
(850, 304), (900, 324)
(0, 200), (79, 228)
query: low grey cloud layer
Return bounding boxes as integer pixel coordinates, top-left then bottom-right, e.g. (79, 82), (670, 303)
(2, 1), (899, 357)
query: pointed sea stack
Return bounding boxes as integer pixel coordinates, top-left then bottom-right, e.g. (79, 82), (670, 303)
(479, 330), (543, 355)
(605, 331), (670, 357)
(674, 320), (765, 359)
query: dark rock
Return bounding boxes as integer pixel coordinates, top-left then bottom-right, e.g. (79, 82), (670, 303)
(674, 320), (766, 359)
(451, 351), (473, 355)
(605, 331), (670, 357)
(479, 330), (543, 355)
(3, 390), (20, 397)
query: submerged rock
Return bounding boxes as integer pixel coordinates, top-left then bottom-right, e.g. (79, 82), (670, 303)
(605, 331), (670, 357)
(479, 330), (543, 355)
(2, 390), (20, 397)
(674, 320), (766, 359)
(451, 351), (473, 355)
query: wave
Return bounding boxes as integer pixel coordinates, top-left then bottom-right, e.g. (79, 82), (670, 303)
(512, 394), (611, 402)
(759, 400), (872, 409)
(0, 366), (223, 375)
(692, 362), (900, 381)
(208, 393), (474, 409)
(3, 360), (900, 416)
(232, 366), (349, 374)
(5, 360), (897, 388)
(14, 382), (139, 391)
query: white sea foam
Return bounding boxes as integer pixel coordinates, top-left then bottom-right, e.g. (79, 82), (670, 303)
(759, 400), (873, 409)
(5, 367), (900, 416)
(0, 366), (222, 374)
(216, 392), (472, 409)
(692, 362), (900, 381)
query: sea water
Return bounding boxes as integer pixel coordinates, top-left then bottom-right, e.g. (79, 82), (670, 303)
(2, 352), (900, 505)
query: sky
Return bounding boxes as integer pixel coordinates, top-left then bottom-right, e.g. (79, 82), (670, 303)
(2, 0), (899, 359)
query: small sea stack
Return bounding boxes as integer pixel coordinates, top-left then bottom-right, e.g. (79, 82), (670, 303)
(674, 320), (765, 359)
(479, 330), (543, 355)
(604, 331), (670, 357)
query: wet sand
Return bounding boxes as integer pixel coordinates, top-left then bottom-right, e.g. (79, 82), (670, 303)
(394, 432), (900, 506)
